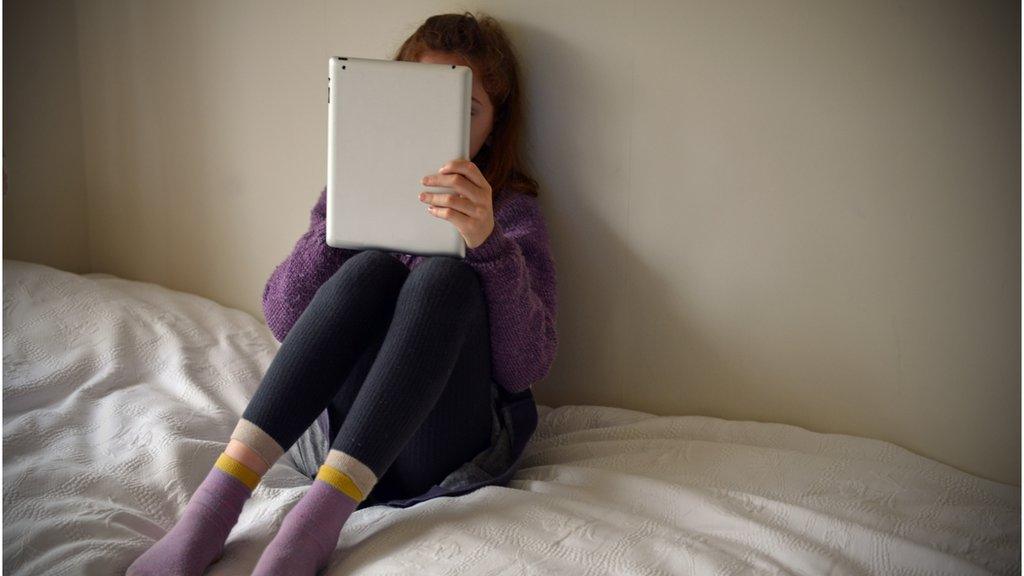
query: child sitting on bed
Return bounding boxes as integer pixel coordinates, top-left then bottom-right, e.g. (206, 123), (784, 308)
(127, 11), (558, 576)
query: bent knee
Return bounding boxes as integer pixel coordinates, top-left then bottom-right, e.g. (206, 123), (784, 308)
(318, 249), (407, 298)
(347, 249), (402, 270)
(411, 256), (479, 285)
(404, 256), (483, 303)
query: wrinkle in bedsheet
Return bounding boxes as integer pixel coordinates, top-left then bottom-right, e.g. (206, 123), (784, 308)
(2, 260), (1018, 576)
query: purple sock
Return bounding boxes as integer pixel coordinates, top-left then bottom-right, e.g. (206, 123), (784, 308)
(127, 465), (253, 576)
(251, 479), (359, 575)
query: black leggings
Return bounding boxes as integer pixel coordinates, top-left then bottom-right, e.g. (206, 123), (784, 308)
(241, 249), (494, 503)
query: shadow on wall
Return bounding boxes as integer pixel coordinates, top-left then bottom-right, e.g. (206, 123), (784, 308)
(511, 23), (752, 417)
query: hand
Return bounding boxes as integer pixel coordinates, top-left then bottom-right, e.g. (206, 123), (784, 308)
(419, 159), (495, 249)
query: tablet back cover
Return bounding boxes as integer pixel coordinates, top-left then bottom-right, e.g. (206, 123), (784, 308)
(327, 56), (471, 258)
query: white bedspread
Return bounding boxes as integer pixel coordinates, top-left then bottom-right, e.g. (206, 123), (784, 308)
(3, 259), (1019, 575)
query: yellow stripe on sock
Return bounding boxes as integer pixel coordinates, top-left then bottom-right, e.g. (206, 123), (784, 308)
(215, 452), (261, 491)
(316, 464), (364, 502)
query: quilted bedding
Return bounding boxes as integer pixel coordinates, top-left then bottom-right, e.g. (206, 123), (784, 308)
(3, 259), (1019, 575)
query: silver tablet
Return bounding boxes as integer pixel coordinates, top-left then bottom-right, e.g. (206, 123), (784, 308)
(326, 56), (472, 258)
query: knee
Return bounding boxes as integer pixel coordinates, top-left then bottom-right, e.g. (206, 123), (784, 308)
(347, 248), (401, 270)
(403, 256), (483, 307)
(318, 249), (407, 299)
(410, 256), (480, 289)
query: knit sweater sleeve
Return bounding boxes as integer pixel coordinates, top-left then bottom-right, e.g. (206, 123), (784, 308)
(463, 193), (559, 393)
(261, 187), (360, 342)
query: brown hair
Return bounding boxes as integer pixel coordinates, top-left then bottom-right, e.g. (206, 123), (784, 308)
(393, 12), (539, 201)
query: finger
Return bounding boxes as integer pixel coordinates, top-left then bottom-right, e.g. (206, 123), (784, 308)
(438, 159), (488, 191)
(420, 191), (475, 214)
(427, 204), (472, 227)
(438, 159), (487, 191)
(422, 173), (480, 202)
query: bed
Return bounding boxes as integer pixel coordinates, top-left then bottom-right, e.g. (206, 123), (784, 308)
(3, 258), (1019, 575)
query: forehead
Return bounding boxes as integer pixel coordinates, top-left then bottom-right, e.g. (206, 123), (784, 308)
(416, 50), (488, 105)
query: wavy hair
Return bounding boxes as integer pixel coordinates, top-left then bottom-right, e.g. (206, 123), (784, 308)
(393, 12), (540, 200)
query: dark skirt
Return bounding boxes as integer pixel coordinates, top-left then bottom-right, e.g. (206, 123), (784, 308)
(285, 380), (539, 510)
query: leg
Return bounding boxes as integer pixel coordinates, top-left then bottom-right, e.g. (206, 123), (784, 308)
(127, 249), (408, 576)
(330, 255), (493, 494)
(233, 249), (409, 469)
(355, 279), (493, 503)
(253, 256), (494, 575)
(231, 293), (393, 476)
(324, 314), (391, 444)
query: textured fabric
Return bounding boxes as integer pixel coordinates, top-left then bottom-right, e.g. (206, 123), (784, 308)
(126, 466), (251, 576)
(242, 249), (410, 462)
(272, 237), (540, 506)
(323, 450), (377, 502)
(7, 261), (1018, 574)
(243, 248), (496, 507)
(262, 187), (559, 394)
(287, 378), (538, 511)
(227, 419), (284, 471)
(213, 452), (261, 491)
(327, 255), (495, 498)
(288, 408), (333, 489)
(251, 479), (358, 575)
(325, 299), (393, 443)
(315, 462), (365, 502)
(266, 248), (505, 509)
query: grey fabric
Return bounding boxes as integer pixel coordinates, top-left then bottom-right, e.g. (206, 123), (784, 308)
(285, 407), (331, 480)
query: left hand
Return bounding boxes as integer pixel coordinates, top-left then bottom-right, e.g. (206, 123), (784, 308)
(419, 159), (495, 249)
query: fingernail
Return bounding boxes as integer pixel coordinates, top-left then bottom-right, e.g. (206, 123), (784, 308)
(421, 176), (429, 184)
(418, 192), (426, 200)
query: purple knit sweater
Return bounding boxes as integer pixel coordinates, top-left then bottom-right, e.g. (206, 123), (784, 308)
(262, 187), (559, 394)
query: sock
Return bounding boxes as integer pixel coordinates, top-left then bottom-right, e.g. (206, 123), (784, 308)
(126, 452), (262, 576)
(252, 449), (378, 575)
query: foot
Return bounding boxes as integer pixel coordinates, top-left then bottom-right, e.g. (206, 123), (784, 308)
(251, 479), (359, 575)
(126, 467), (252, 575)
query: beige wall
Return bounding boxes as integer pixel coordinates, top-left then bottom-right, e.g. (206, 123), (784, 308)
(3, 0), (90, 272)
(12, 0), (1020, 484)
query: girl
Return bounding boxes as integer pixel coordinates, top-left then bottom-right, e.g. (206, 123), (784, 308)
(128, 11), (558, 576)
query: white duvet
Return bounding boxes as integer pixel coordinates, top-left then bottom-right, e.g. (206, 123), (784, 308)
(3, 259), (1019, 575)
